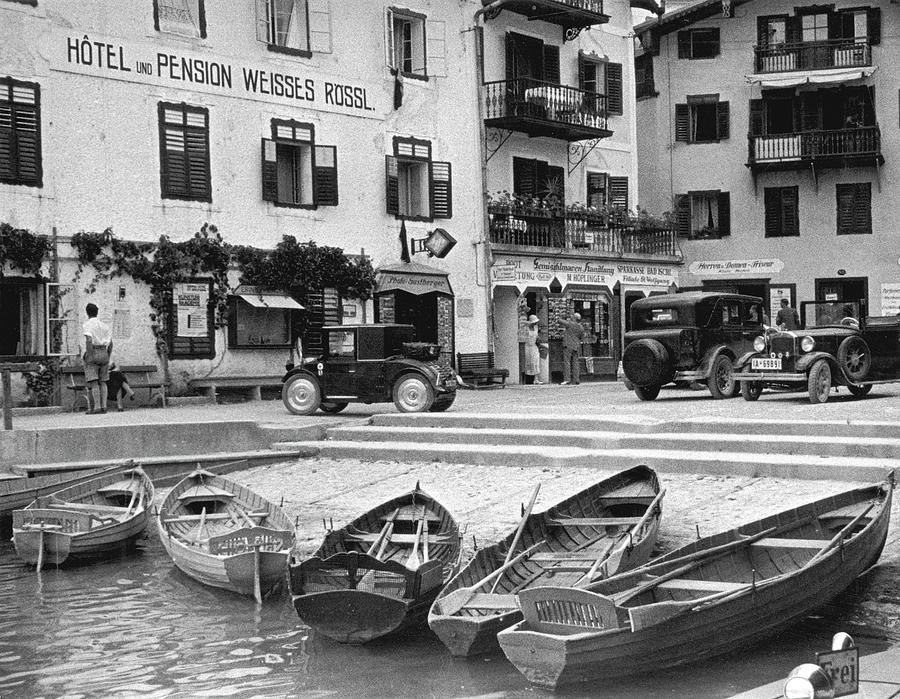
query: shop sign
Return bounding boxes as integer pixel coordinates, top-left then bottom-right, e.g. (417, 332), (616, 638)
(173, 282), (209, 338)
(881, 283), (900, 315)
(375, 272), (452, 296)
(47, 29), (387, 120)
(491, 256), (676, 290)
(688, 259), (784, 276)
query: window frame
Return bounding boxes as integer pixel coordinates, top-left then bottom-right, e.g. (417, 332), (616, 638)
(226, 295), (294, 350)
(675, 189), (731, 239)
(257, 0), (312, 58)
(158, 101), (212, 203)
(764, 186), (800, 238)
(634, 53), (657, 100)
(153, 0), (207, 39)
(388, 7), (428, 81)
(0, 277), (46, 361)
(0, 76), (42, 188)
(677, 27), (721, 60)
(675, 95), (730, 143)
(836, 182), (872, 235)
(271, 119), (315, 209)
(385, 136), (451, 221)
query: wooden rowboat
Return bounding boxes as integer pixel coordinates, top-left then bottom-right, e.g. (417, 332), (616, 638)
(497, 476), (893, 690)
(428, 465), (663, 657)
(156, 469), (295, 603)
(290, 483), (461, 643)
(12, 466), (155, 569)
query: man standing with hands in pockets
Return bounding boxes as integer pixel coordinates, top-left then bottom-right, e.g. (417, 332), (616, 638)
(560, 311), (585, 385)
(83, 303), (113, 414)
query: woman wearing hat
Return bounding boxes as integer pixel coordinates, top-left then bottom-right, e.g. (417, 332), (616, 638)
(523, 314), (544, 385)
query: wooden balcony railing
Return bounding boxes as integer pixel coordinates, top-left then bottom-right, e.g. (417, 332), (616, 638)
(487, 204), (680, 258)
(483, 78), (608, 133)
(748, 125), (881, 165)
(753, 39), (872, 73)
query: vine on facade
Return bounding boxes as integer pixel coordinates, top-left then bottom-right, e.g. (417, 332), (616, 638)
(0, 223), (51, 277)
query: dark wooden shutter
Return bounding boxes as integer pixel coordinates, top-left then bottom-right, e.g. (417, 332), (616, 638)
(836, 184), (853, 235)
(828, 11), (843, 41)
(783, 186), (799, 236)
(505, 33), (515, 83)
(430, 160), (452, 219)
(867, 7), (881, 45)
(261, 138), (278, 202)
(542, 44), (560, 84)
(675, 194), (690, 237)
(799, 93), (820, 132)
(608, 176), (628, 210)
(716, 101), (730, 139)
(717, 191), (731, 237)
(757, 16), (769, 46)
(0, 101), (11, 181)
(675, 103), (690, 141)
(578, 52), (586, 90)
(586, 172), (606, 208)
(185, 110), (211, 201)
(513, 157), (537, 198)
(385, 155), (399, 215)
(749, 99), (765, 136)
(607, 62), (623, 115)
(853, 183), (871, 234)
(763, 187), (780, 237)
(313, 144), (339, 206)
(677, 31), (691, 59)
(226, 297), (238, 348)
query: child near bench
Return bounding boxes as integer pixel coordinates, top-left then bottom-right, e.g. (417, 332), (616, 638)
(108, 362), (136, 412)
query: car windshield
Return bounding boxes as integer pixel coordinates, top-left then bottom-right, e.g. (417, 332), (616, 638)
(801, 301), (861, 328)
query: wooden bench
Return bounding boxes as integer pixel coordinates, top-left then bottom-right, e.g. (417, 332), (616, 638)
(62, 364), (167, 411)
(188, 375), (283, 404)
(456, 352), (508, 389)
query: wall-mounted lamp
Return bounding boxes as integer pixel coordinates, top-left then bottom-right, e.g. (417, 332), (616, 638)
(410, 228), (457, 259)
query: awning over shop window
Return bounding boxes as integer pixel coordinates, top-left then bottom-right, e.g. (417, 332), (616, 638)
(375, 261), (453, 296)
(746, 66), (877, 89)
(234, 285), (305, 310)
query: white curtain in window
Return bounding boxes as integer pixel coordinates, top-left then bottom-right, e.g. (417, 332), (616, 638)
(158, 0), (201, 37)
(691, 193), (718, 233)
(271, 0), (309, 50)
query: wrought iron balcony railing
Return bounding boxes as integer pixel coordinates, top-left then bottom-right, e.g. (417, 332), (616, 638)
(748, 125), (881, 166)
(482, 0), (608, 31)
(753, 39), (872, 73)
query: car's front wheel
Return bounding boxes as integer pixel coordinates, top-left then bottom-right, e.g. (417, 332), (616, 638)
(707, 354), (736, 400)
(847, 383), (873, 398)
(320, 401), (348, 414)
(282, 374), (322, 415)
(634, 384), (660, 401)
(393, 374), (435, 412)
(741, 380), (763, 401)
(807, 360), (832, 404)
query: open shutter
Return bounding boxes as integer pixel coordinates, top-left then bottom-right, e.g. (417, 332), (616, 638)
(756, 16), (769, 46)
(854, 183), (871, 234)
(586, 172), (607, 208)
(763, 187), (780, 237)
(749, 99), (765, 136)
(505, 33), (516, 83)
(385, 7), (395, 68)
(608, 176), (628, 210)
(0, 104), (12, 181)
(256, 0), (270, 42)
(578, 52), (586, 90)
(716, 100), (729, 139)
(185, 112), (211, 202)
(836, 184), (853, 234)
(677, 31), (691, 59)
(430, 161), (452, 219)
(426, 19), (446, 77)
(717, 191), (731, 237)
(828, 11), (843, 41)
(313, 144), (338, 206)
(675, 195), (690, 237)
(513, 157), (536, 198)
(674, 103), (690, 142)
(783, 186), (799, 236)
(542, 44), (560, 84)
(606, 62), (623, 115)
(308, 0), (332, 53)
(385, 155), (399, 215)
(261, 138), (278, 202)
(13, 105), (41, 186)
(867, 7), (881, 46)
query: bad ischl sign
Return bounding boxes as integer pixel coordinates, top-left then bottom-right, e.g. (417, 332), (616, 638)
(46, 30), (388, 120)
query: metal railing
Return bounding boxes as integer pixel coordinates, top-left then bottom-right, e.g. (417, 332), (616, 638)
(487, 204), (679, 257)
(482, 78), (608, 131)
(753, 38), (871, 73)
(488, 0), (606, 14)
(748, 125), (881, 164)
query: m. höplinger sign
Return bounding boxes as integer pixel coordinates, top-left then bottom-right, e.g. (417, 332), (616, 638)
(46, 30), (389, 120)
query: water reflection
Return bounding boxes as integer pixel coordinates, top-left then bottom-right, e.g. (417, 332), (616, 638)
(0, 532), (897, 698)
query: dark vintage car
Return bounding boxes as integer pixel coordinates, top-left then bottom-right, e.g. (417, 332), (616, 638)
(281, 324), (457, 415)
(620, 292), (766, 401)
(734, 300), (900, 404)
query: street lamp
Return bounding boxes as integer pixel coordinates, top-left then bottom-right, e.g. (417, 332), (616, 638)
(410, 228), (457, 259)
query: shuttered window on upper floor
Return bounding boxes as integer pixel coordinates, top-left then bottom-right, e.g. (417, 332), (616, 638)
(158, 102), (211, 202)
(675, 94), (729, 143)
(836, 183), (871, 235)
(0, 77), (42, 188)
(261, 119), (339, 208)
(764, 186), (799, 237)
(385, 8), (446, 79)
(385, 136), (451, 220)
(256, 0), (332, 56)
(154, 0), (206, 39)
(677, 28), (720, 59)
(578, 52), (622, 116)
(675, 190), (730, 238)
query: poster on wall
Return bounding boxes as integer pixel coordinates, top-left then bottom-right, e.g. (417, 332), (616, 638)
(881, 283), (900, 316)
(768, 286), (793, 325)
(174, 282), (209, 337)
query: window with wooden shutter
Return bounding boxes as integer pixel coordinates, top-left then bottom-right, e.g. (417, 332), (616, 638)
(425, 19), (446, 77)
(385, 155), (400, 215)
(314, 145), (338, 206)
(764, 186), (799, 237)
(675, 195), (690, 237)
(674, 103), (689, 142)
(308, 0), (332, 54)
(749, 99), (765, 136)
(513, 157), (540, 199)
(635, 54), (655, 99)
(608, 176), (628, 210)
(261, 119), (324, 208)
(836, 183), (872, 235)
(302, 287), (341, 356)
(430, 161), (451, 219)
(867, 7), (881, 45)
(257, 0), (311, 55)
(390, 136), (434, 219)
(542, 44), (560, 84)
(387, 7), (427, 78)
(586, 172), (607, 209)
(606, 62), (623, 116)
(716, 101), (729, 139)
(677, 28), (720, 59)
(717, 192), (730, 237)
(159, 102), (210, 202)
(0, 78), (41, 187)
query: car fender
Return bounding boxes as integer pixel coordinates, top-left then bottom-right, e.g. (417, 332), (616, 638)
(795, 352), (839, 375)
(388, 365), (436, 387)
(734, 351), (760, 371)
(697, 346), (734, 379)
(282, 367), (319, 383)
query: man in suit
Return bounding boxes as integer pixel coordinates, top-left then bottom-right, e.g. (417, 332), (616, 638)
(775, 298), (799, 331)
(559, 312), (585, 385)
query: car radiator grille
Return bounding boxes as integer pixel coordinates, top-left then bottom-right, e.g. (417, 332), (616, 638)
(770, 337), (798, 356)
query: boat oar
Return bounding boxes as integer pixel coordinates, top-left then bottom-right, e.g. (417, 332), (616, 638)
(406, 517), (425, 571)
(36, 523), (45, 573)
(422, 516), (430, 563)
(804, 502), (875, 568)
(489, 483), (541, 594)
(367, 508), (400, 557)
(437, 540), (546, 616)
(253, 545), (262, 605)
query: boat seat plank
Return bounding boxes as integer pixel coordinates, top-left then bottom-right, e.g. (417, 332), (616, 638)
(178, 485), (235, 501)
(597, 495), (657, 506)
(751, 537), (824, 551)
(47, 501), (128, 514)
(344, 532), (454, 544)
(655, 579), (747, 593)
(461, 593), (519, 611)
(163, 511), (270, 523)
(530, 552), (601, 562)
(819, 503), (876, 520)
(548, 517), (642, 527)
(388, 510), (440, 523)
(96, 480), (141, 495)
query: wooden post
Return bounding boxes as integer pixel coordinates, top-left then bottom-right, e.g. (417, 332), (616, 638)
(2, 368), (12, 431)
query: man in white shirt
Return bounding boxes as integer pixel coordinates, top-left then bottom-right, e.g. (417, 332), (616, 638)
(83, 303), (113, 414)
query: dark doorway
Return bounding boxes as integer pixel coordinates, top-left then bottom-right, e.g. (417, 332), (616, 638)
(393, 290), (438, 344)
(0, 285), (22, 356)
(815, 277), (868, 306)
(701, 279), (769, 302)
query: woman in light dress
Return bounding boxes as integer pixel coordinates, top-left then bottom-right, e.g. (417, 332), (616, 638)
(523, 314), (543, 385)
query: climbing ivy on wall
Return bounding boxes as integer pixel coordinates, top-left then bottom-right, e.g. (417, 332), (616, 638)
(0, 223), (50, 277)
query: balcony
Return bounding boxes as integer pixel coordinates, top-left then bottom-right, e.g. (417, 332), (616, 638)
(488, 203), (680, 259)
(748, 126), (883, 172)
(482, 0), (609, 33)
(483, 78), (611, 142)
(753, 39), (872, 73)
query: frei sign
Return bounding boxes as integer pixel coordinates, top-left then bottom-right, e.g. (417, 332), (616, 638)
(47, 30), (388, 120)
(491, 256), (677, 291)
(688, 259), (785, 276)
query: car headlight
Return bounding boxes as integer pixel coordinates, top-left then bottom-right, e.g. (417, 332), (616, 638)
(800, 336), (816, 353)
(753, 336), (766, 352)
(783, 663), (834, 699)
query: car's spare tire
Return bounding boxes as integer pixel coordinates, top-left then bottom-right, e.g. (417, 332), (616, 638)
(837, 336), (871, 383)
(622, 339), (673, 387)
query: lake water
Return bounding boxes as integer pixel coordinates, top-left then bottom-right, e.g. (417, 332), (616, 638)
(1, 533), (897, 699)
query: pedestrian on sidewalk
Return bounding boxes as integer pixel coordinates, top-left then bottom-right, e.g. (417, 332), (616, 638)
(82, 303), (113, 414)
(559, 312), (585, 385)
(523, 315), (544, 385)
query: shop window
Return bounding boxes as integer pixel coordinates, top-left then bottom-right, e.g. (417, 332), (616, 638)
(836, 183), (871, 235)
(764, 186), (799, 237)
(169, 280), (215, 359)
(635, 53), (656, 99)
(154, 0), (206, 38)
(677, 28), (720, 59)
(675, 95), (729, 143)
(675, 190), (731, 239)
(0, 280), (45, 359)
(385, 136), (451, 220)
(261, 120), (338, 208)
(0, 77), (42, 187)
(158, 102), (211, 202)
(226, 294), (295, 349)
(572, 295), (611, 358)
